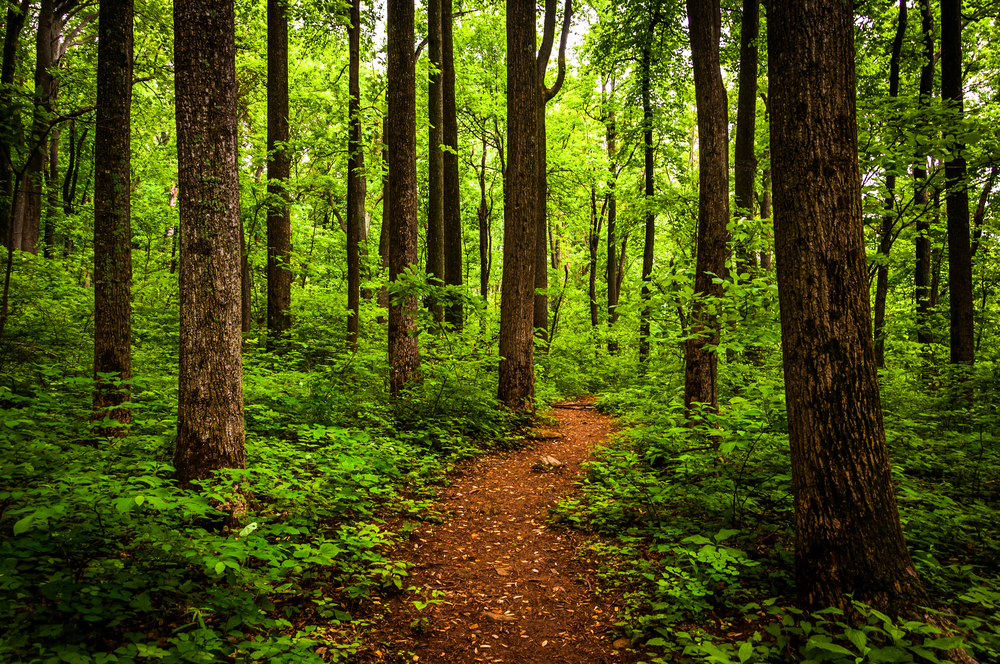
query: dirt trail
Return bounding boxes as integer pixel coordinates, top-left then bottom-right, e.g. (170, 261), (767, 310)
(363, 399), (640, 664)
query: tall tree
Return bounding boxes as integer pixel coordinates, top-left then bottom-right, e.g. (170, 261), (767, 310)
(173, 0), (246, 488)
(347, 0), (364, 347)
(733, 0), (758, 274)
(387, 0), (421, 396)
(267, 0), (293, 339)
(684, 0), (729, 415)
(532, 0), (572, 349)
(498, 0), (537, 410)
(873, 0), (907, 368)
(92, 0), (133, 434)
(914, 0), (935, 346)
(638, 9), (660, 366)
(604, 78), (619, 339)
(0, 0), (32, 252)
(425, 0), (445, 323)
(941, 0), (974, 366)
(442, 0), (463, 328)
(769, 0), (926, 613)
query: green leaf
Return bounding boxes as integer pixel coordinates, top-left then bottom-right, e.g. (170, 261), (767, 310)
(738, 639), (753, 663)
(922, 636), (964, 650)
(845, 627), (867, 652)
(134, 495), (145, 506)
(13, 514), (33, 534)
(805, 637), (854, 656)
(214, 561), (226, 575)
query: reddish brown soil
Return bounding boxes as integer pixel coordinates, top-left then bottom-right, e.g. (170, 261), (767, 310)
(360, 400), (640, 664)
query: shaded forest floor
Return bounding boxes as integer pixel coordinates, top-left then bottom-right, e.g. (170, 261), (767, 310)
(357, 399), (640, 664)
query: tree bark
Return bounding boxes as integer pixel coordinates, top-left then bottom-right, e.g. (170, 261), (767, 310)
(267, 0), (293, 339)
(533, 0), (572, 351)
(426, 0), (445, 323)
(638, 15), (657, 366)
(604, 78), (620, 354)
(498, 0), (537, 410)
(92, 0), (133, 435)
(442, 0), (463, 328)
(347, 0), (364, 347)
(733, 0), (758, 275)
(173, 0), (246, 488)
(387, 0), (421, 396)
(0, 0), (31, 252)
(684, 0), (729, 416)
(915, 0), (934, 346)
(873, 0), (907, 369)
(477, 134), (491, 304)
(769, 0), (926, 615)
(941, 0), (974, 366)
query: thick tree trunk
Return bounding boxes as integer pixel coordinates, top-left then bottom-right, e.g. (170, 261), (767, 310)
(873, 0), (907, 369)
(684, 0), (729, 416)
(92, 0), (133, 434)
(173, 0), (246, 488)
(347, 0), (364, 347)
(769, 0), (926, 615)
(426, 0), (445, 323)
(941, 0), (974, 366)
(498, 0), (537, 410)
(604, 82), (621, 354)
(442, 0), (463, 329)
(266, 0), (293, 339)
(387, 0), (421, 396)
(733, 0), (757, 275)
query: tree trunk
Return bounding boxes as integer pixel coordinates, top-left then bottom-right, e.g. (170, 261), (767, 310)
(915, 0), (934, 346)
(347, 0), (364, 347)
(941, 0), (974, 366)
(92, 0), (133, 435)
(769, 0), (926, 615)
(477, 134), (491, 304)
(638, 22), (656, 366)
(387, 0), (421, 396)
(604, 80), (620, 354)
(760, 159), (772, 271)
(684, 0), (729, 416)
(173, 0), (246, 488)
(442, 0), (463, 329)
(873, 0), (907, 369)
(0, 0), (31, 252)
(425, 0), (445, 323)
(267, 0), (293, 339)
(498, 0), (537, 410)
(733, 0), (758, 275)
(589, 187), (600, 327)
(24, 0), (60, 255)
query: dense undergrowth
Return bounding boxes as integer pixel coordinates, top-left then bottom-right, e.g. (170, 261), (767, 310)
(555, 351), (1000, 663)
(0, 256), (530, 664)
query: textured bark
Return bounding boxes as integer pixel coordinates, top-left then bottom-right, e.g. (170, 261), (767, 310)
(498, 0), (537, 410)
(173, 0), (246, 487)
(347, 0), (364, 347)
(638, 20), (656, 366)
(477, 134), (491, 304)
(769, 0), (926, 614)
(588, 187), (600, 327)
(914, 0), (934, 345)
(760, 159), (772, 271)
(733, 0), (758, 274)
(266, 0), (293, 338)
(605, 82), (620, 354)
(0, 0), (30, 252)
(684, 0), (729, 416)
(425, 0), (445, 323)
(387, 0), (420, 396)
(442, 0), (463, 328)
(533, 0), (571, 350)
(941, 0), (974, 366)
(92, 0), (133, 434)
(873, 0), (907, 369)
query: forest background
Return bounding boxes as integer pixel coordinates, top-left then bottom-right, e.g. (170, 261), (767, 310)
(0, 0), (998, 663)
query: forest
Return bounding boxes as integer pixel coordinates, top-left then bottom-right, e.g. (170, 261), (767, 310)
(0, 0), (998, 662)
